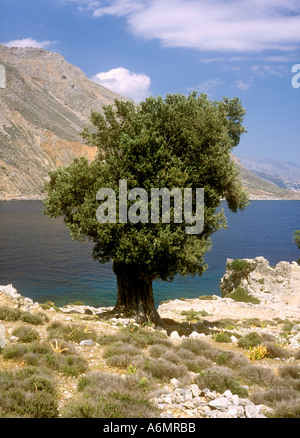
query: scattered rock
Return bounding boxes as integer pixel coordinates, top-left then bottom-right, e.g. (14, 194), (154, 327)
(79, 339), (94, 347)
(152, 383), (267, 418)
(0, 324), (6, 349)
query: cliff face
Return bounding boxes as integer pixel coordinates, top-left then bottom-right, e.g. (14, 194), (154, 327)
(0, 45), (299, 200)
(0, 45), (130, 199)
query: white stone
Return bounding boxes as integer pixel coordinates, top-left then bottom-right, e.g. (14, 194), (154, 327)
(208, 397), (232, 411)
(190, 384), (200, 397)
(0, 324), (6, 349)
(245, 404), (260, 418)
(170, 331), (180, 340)
(170, 378), (180, 387)
(231, 394), (239, 405)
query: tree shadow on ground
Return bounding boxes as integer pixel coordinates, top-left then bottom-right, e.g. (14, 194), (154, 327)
(162, 317), (235, 337)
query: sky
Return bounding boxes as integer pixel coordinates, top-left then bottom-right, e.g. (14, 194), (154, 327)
(1, 0), (300, 165)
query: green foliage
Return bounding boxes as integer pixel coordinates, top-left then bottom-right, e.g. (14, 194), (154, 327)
(229, 287), (260, 304)
(293, 230), (300, 250)
(12, 326), (39, 343)
(0, 367), (58, 418)
(237, 332), (263, 349)
(194, 371), (248, 397)
(43, 93), (248, 285)
(0, 307), (21, 322)
(1, 339), (88, 377)
(227, 259), (255, 277)
(46, 321), (97, 343)
(0, 306), (48, 325)
(213, 332), (232, 343)
(61, 372), (159, 418)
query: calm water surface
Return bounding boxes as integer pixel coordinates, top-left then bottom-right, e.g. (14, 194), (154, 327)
(0, 200), (299, 307)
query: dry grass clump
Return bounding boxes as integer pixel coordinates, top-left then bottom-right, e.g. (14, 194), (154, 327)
(143, 358), (189, 383)
(237, 332), (263, 349)
(12, 325), (39, 343)
(1, 339), (88, 377)
(278, 364), (300, 380)
(0, 306), (48, 325)
(194, 369), (248, 397)
(216, 350), (249, 369)
(262, 342), (291, 359)
(46, 321), (98, 343)
(251, 386), (300, 407)
(238, 364), (279, 387)
(61, 371), (159, 418)
(0, 367), (58, 418)
(271, 400), (300, 418)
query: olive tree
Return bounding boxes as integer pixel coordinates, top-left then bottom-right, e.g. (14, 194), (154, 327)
(43, 92), (249, 326)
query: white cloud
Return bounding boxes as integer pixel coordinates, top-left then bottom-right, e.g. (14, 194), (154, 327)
(1, 38), (55, 49)
(251, 64), (288, 77)
(79, 0), (300, 53)
(191, 78), (223, 95)
(92, 67), (151, 102)
(235, 80), (251, 90)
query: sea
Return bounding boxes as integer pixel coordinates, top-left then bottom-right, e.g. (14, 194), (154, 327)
(0, 200), (299, 308)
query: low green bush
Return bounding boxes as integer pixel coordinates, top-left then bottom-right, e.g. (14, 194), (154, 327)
(12, 326), (39, 343)
(238, 332), (263, 349)
(0, 367), (58, 418)
(61, 371), (159, 418)
(194, 371), (248, 397)
(229, 288), (260, 304)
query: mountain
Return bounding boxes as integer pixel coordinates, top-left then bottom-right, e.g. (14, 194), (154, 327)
(238, 157), (300, 192)
(0, 44), (130, 199)
(0, 45), (299, 201)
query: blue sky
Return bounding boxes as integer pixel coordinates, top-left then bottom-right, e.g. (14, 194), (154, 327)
(1, 0), (300, 164)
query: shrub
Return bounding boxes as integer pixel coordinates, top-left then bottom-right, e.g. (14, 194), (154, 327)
(216, 351), (249, 369)
(238, 364), (278, 387)
(47, 321), (97, 343)
(19, 311), (48, 325)
(263, 342), (290, 359)
(272, 400), (300, 418)
(213, 332), (232, 343)
(180, 309), (210, 322)
(106, 354), (143, 370)
(178, 338), (216, 356)
(1, 343), (28, 360)
(194, 371), (248, 397)
(143, 358), (189, 383)
(12, 326), (39, 343)
(1, 339), (88, 377)
(238, 332), (263, 349)
(229, 288), (260, 304)
(184, 356), (213, 373)
(252, 386), (300, 407)
(97, 334), (119, 346)
(0, 367), (58, 418)
(279, 365), (300, 380)
(227, 259), (255, 277)
(0, 306), (21, 322)
(61, 371), (159, 418)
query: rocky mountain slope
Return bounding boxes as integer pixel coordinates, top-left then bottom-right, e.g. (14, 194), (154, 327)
(0, 45), (130, 200)
(239, 157), (300, 193)
(0, 45), (299, 200)
(232, 156), (300, 200)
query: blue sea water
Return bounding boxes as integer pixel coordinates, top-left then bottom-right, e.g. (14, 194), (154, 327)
(0, 200), (299, 308)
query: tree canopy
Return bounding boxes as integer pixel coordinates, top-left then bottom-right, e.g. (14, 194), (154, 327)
(43, 92), (249, 324)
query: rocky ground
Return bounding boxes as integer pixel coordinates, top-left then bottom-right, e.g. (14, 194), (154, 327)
(0, 260), (300, 419)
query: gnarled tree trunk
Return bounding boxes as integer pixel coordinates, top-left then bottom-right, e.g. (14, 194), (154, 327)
(107, 261), (164, 327)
